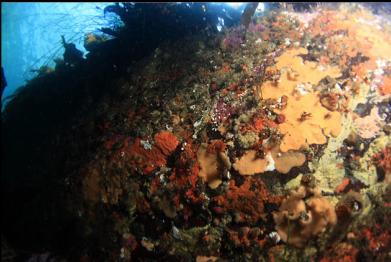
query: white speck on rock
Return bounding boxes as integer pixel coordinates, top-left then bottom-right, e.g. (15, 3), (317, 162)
(269, 231), (281, 243)
(141, 140), (152, 150)
(265, 152), (275, 172)
(194, 119), (203, 128)
(172, 225), (181, 240)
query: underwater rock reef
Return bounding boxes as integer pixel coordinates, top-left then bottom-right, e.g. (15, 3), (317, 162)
(2, 3), (391, 261)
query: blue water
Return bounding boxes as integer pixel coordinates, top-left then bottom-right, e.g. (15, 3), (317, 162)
(1, 3), (268, 109)
(1, 3), (117, 106)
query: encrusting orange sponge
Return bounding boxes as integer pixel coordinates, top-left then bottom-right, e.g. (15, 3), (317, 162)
(273, 185), (337, 248)
(258, 48), (342, 152)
